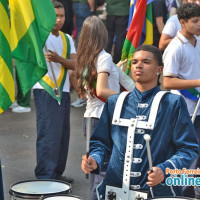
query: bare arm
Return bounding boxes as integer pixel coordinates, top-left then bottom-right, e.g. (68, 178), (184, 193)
(169, 7), (177, 17)
(45, 50), (76, 70)
(156, 16), (165, 34)
(163, 76), (200, 90)
(96, 72), (118, 99)
(159, 34), (173, 51)
(87, 0), (95, 12)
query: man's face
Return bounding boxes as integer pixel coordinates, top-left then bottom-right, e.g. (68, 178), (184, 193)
(53, 7), (65, 32)
(131, 50), (162, 85)
(182, 16), (200, 36)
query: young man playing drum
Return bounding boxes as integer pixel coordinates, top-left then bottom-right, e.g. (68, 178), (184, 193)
(81, 45), (199, 199)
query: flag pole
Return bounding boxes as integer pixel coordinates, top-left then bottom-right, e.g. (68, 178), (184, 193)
(44, 45), (60, 98)
(191, 96), (200, 124)
(86, 117), (91, 179)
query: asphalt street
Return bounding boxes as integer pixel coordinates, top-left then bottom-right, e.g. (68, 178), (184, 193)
(0, 91), (89, 200)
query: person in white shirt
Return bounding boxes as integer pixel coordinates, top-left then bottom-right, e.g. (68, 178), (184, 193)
(163, 3), (200, 198)
(33, 1), (76, 183)
(159, 0), (200, 51)
(75, 16), (134, 200)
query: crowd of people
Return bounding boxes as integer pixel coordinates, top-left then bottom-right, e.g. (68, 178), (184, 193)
(3, 0), (200, 200)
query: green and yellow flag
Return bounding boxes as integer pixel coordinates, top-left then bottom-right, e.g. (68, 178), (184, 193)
(0, 0), (15, 114)
(10, 0), (56, 95)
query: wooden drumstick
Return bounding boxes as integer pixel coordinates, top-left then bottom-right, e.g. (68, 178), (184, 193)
(191, 96), (200, 124)
(143, 134), (153, 172)
(44, 45), (60, 98)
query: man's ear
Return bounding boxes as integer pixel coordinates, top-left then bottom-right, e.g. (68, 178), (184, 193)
(179, 19), (185, 28)
(157, 66), (163, 74)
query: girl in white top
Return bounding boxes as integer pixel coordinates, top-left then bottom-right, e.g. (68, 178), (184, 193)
(76, 16), (134, 200)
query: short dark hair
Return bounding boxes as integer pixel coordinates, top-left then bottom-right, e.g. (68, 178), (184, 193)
(177, 3), (200, 21)
(52, 0), (64, 9)
(134, 45), (163, 66)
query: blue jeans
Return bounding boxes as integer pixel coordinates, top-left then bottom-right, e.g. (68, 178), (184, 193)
(72, 2), (92, 45)
(0, 160), (4, 200)
(33, 89), (70, 179)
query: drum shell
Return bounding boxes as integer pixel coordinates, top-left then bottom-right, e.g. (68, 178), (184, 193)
(146, 197), (193, 200)
(9, 180), (71, 200)
(43, 194), (84, 200)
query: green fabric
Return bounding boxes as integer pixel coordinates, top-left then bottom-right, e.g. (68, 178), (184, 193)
(106, 0), (129, 16)
(0, 0), (14, 114)
(16, 71), (31, 107)
(11, 0), (56, 96)
(0, 30), (13, 75)
(12, 20), (48, 95)
(0, 83), (12, 112)
(188, 88), (200, 97)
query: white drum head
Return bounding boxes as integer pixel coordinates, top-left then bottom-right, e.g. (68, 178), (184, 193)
(149, 198), (192, 200)
(10, 180), (71, 195)
(44, 195), (82, 200)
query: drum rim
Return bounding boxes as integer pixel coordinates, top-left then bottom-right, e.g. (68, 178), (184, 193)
(42, 194), (84, 199)
(146, 196), (193, 199)
(9, 179), (72, 196)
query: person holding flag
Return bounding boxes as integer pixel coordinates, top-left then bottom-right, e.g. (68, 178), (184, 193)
(33, 0), (76, 182)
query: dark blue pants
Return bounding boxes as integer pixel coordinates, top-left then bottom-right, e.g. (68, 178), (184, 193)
(72, 2), (92, 46)
(33, 89), (70, 179)
(105, 15), (128, 64)
(0, 160), (4, 200)
(183, 115), (200, 198)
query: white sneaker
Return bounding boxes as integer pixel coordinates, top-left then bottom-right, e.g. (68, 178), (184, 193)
(9, 101), (18, 109)
(12, 106), (31, 113)
(71, 98), (87, 107)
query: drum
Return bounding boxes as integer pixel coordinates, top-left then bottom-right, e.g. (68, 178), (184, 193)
(43, 195), (83, 200)
(147, 198), (193, 200)
(9, 180), (71, 200)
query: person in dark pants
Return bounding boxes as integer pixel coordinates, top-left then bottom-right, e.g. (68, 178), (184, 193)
(105, 0), (129, 64)
(33, 1), (76, 183)
(0, 160), (4, 200)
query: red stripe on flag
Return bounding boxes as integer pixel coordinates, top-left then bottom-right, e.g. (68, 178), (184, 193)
(127, 0), (147, 48)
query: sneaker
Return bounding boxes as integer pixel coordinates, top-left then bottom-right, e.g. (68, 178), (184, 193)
(71, 98), (86, 108)
(56, 175), (74, 183)
(9, 101), (18, 109)
(12, 106), (31, 113)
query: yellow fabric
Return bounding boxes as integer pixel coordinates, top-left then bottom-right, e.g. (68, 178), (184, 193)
(143, 18), (153, 45)
(42, 31), (67, 88)
(0, 107), (3, 114)
(10, 0), (35, 51)
(0, 56), (15, 102)
(0, 2), (11, 45)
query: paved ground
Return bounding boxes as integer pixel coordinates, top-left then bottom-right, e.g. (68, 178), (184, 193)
(0, 91), (89, 200)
